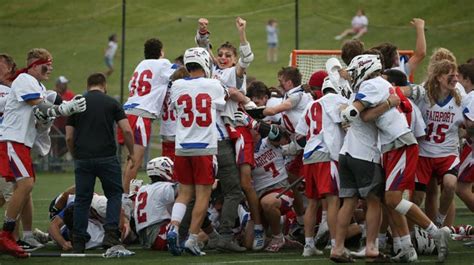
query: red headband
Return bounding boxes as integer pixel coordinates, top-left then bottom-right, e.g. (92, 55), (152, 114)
(9, 58), (52, 81)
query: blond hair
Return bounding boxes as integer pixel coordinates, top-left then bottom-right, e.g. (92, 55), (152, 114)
(425, 59), (461, 106)
(427, 48), (456, 74)
(26, 48), (52, 64)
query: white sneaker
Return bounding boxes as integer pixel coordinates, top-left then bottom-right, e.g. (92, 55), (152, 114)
(33, 228), (50, 244)
(253, 229), (265, 250)
(391, 245), (418, 263)
(350, 246), (365, 258)
(184, 238), (206, 256)
(433, 227), (450, 262)
(302, 244), (323, 257)
(22, 235), (44, 251)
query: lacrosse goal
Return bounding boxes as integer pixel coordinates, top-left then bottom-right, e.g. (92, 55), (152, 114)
(290, 49), (415, 84)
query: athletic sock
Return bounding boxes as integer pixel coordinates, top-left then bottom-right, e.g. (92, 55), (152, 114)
(400, 234), (413, 249)
(305, 237), (315, 247)
(254, 224), (263, 231)
(426, 222), (439, 236)
(321, 211), (328, 223)
(23, 230), (33, 238)
(331, 239), (336, 248)
(393, 237), (402, 253)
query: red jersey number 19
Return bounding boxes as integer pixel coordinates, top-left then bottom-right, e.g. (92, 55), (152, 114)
(177, 93), (212, 127)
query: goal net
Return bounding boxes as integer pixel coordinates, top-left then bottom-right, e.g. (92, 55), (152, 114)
(290, 49), (415, 84)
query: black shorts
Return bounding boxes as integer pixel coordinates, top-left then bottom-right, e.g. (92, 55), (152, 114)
(338, 153), (383, 198)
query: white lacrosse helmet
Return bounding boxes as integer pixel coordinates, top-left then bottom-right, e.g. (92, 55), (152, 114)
(325, 57), (352, 98)
(146, 156), (174, 181)
(346, 54), (382, 91)
(184, 47), (212, 78)
(321, 76), (335, 94)
(413, 225), (436, 255)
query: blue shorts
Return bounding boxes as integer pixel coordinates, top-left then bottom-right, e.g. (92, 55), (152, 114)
(104, 57), (113, 68)
(267, 42), (277, 48)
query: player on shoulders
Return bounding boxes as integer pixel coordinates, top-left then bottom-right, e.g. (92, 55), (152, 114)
(120, 38), (177, 205)
(166, 47), (227, 257)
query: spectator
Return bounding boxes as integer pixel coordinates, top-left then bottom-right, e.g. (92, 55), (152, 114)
(55, 76), (74, 101)
(65, 73), (135, 253)
(266, 19), (279, 63)
(335, 9), (368, 40)
(104, 34), (118, 77)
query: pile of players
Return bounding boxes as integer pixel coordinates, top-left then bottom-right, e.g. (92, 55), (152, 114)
(0, 15), (473, 264)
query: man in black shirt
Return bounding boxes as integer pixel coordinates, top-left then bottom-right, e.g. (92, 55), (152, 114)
(65, 73), (134, 252)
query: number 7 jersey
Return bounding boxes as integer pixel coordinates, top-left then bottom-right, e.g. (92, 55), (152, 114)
(170, 77), (227, 156)
(418, 95), (464, 157)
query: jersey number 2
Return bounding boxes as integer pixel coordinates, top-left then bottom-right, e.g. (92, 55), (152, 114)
(177, 93), (212, 127)
(136, 192), (148, 224)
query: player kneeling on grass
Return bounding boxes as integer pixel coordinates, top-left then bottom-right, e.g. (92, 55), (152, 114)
(249, 124), (302, 252)
(166, 47), (227, 256)
(48, 195), (111, 251)
(131, 157), (178, 250)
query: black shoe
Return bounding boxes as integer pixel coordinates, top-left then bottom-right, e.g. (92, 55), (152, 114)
(102, 228), (121, 249)
(16, 240), (38, 252)
(72, 235), (86, 253)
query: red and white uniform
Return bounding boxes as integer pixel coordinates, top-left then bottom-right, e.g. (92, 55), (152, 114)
(281, 86), (312, 134)
(133, 182), (176, 233)
(124, 59), (176, 117)
(295, 93), (346, 198)
(282, 86), (313, 176)
(263, 97), (283, 124)
(459, 91), (474, 182)
(212, 66), (246, 120)
(160, 87), (177, 161)
(170, 77), (226, 185)
(0, 73), (47, 181)
(416, 95), (464, 184)
(356, 77), (418, 191)
(252, 138), (293, 214)
(119, 60), (176, 147)
(0, 84), (10, 124)
(252, 138), (288, 193)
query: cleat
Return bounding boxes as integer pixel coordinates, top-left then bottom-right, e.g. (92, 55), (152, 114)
(0, 231), (28, 258)
(302, 244), (323, 257)
(252, 229), (265, 251)
(391, 246), (418, 263)
(166, 226), (181, 256)
(433, 227), (450, 262)
(32, 228), (50, 244)
(184, 238), (206, 256)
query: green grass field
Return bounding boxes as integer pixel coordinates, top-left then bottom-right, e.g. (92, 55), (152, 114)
(0, 172), (472, 264)
(2, 0), (474, 98)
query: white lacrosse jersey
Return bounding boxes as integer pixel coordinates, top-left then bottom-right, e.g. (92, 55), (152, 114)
(263, 97), (283, 124)
(159, 87), (176, 137)
(85, 219), (105, 249)
(418, 95), (464, 157)
(0, 84), (10, 124)
(281, 86), (313, 133)
(252, 138), (288, 192)
(295, 93), (348, 163)
(133, 181), (177, 233)
(170, 77), (226, 156)
(340, 93), (380, 163)
(464, 91), (474, 121)
(407, 100), (426, 138)
(123, 59), (177, 117)
(0, 73), (46, 148)
(356, 77), (411, 145)
(212, 66), (246, 120)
